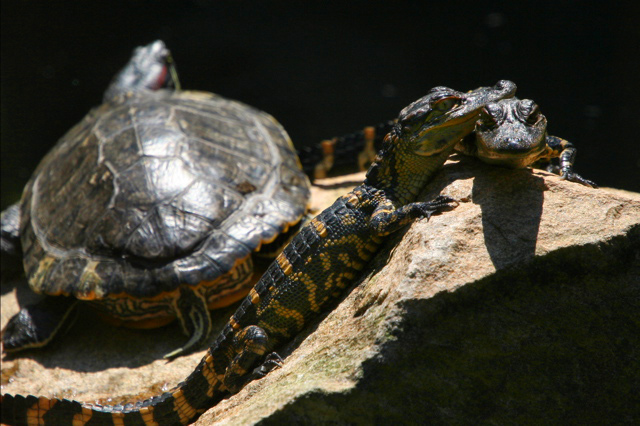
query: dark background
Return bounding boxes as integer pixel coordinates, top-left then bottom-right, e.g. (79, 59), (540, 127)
(2, 1), (639, 209)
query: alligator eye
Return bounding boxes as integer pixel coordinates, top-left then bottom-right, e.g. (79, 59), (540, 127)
(433, 96), (460, 112)
(517, 100), (541, 125)
(526, 106), (541, 125)
(479, 107), (499, 130)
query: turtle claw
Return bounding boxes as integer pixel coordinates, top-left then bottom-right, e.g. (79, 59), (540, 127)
(163, 345), (188, 360)
(163, 325), (206, 359)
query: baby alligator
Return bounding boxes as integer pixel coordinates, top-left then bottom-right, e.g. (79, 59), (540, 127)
(455, 97), (596, 187)
(1, 80), (516, 426)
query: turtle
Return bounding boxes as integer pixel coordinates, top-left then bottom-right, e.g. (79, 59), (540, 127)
(0, 40), (313, 358)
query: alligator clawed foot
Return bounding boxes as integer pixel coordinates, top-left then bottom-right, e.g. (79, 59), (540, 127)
(421, 195), (459, 220)
(253, 352), (284, 378)
(561, 171), (598, 188)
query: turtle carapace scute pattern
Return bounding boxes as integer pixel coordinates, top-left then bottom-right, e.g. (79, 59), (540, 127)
(1, 40), (310, 358)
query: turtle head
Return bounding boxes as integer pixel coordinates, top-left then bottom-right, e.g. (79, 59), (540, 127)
(103, 40), (181, 102)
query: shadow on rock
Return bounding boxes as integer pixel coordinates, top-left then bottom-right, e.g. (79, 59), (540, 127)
(2, 301), (238, 372)
(470, 159), (545, 270)
(261, 226), (640, 425)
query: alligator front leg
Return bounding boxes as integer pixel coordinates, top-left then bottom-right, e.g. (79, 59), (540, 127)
(543, 136), (597, 187)
(370, 195), (456, 237)
(222, 325), (273, 393)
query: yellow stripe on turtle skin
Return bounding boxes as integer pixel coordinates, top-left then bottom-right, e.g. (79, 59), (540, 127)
(205, 287), (252, 310)
(89, 252), (256, 326)
(77, 261), (105, 299)
(30, 255), (57, 292)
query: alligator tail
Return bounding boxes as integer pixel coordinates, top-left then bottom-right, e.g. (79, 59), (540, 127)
(1, 346), (228, 426)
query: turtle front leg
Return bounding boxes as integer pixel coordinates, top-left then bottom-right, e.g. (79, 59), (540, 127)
(1, 203), (23, 280)
(2, 296), (78, 352)
(165, 286), (213, 358)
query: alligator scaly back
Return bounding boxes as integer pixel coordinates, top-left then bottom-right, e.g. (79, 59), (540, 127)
(1, 80), (516, 426)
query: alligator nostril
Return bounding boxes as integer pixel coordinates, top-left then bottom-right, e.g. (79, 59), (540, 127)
(501, 138), (529, 152)
(495, 80), (516, 93)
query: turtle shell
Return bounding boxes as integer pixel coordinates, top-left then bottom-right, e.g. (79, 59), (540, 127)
(20, 90), (310, 300)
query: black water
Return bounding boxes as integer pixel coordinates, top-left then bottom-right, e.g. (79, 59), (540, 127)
(2, 1), (638, 209)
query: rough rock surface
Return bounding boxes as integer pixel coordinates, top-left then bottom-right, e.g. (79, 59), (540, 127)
(2, 158), (639, 424)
